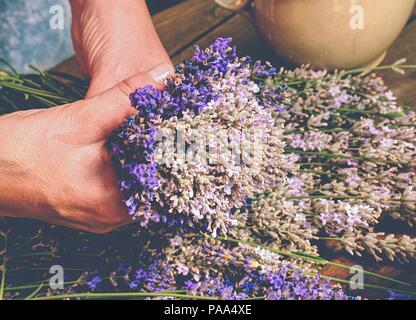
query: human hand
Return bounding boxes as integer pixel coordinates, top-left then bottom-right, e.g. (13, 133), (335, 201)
(0, 65), (171, 233)
(69, 0), (171, 98)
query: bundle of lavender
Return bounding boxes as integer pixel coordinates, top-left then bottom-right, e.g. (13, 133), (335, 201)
(109, 38), (288, 235)
(1, 39), (415, 300)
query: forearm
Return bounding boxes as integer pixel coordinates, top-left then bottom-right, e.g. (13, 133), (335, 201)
(0, 113), (48, 219)
(0, 160), (45, 218)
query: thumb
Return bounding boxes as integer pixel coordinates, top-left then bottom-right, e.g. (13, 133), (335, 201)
(81, 63), (173, 139)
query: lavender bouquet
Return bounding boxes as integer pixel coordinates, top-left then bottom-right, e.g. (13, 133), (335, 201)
(1, 38), (416, 300)
(109, 38), (288, 236)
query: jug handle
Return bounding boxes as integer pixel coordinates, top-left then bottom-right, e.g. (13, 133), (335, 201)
(214, 0), (254, 23)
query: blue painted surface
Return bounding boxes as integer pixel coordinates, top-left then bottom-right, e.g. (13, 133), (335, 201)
(0, 0), (74, 73)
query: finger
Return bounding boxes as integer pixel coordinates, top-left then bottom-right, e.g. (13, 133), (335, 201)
(41, 204), (130, 234)
(80, 63), (173, 140)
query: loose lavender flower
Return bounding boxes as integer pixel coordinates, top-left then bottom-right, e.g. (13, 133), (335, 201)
(87, 276), (102, 290)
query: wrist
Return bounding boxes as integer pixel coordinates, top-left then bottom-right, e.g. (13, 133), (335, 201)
(0, 114), (51, 219)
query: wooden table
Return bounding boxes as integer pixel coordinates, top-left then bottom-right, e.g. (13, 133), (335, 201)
(54, 0), (416, 298)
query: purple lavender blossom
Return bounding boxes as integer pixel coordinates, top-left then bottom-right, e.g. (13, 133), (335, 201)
(86, 276), (102, 290)
(185, 268), (347, 300)
(109, 38), (288, 234)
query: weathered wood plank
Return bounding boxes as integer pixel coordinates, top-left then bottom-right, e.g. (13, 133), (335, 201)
(171, 13), (277, 65)
(320, 256), (416, 299)
(153, 0), (232, 57)
(53, 0), (233, 76)
(53, 56), (83, 78)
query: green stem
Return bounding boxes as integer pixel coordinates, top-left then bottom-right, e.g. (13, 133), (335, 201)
(1, 95), (19, 111)
(0, 234), (7, 300)
(28, 65), (80, 99)
(10, 267), (87, 272)
(341, 64), (416, 77)
(24, 283), (43, 300)
(8, 252), (55, 261)
(304, 272), (416, 298)
(336, 107), (404, 118)
(319, 237), (344, 241)
(285, 128), (345, 135)
(286, 195), (357, 200)
(286, 149), (402, 166)
(5, 275), (123, 292)
(0, 81), (70, 102)
(0, 58), (18, 74)
(31, 292), (220, 301)
(284, 194), (407, 205)
(298, 162), (332, 166)
(210, 234), (409, 287)
(30, 94), (61, 107)
(299, 170), (338, 176)
(9, 231), (42, 255)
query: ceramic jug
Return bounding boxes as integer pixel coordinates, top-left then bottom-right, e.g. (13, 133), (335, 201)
(215, 0), (415, 69)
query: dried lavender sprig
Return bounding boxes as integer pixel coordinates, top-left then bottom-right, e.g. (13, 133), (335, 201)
(267, 65), (416, 262)
(328, 231), (416, 263)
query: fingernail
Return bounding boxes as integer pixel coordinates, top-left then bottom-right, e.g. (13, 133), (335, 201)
(148, 63), (174, 82)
